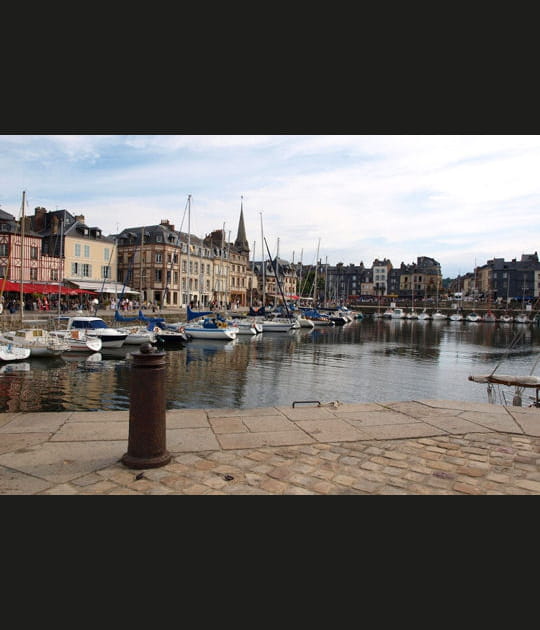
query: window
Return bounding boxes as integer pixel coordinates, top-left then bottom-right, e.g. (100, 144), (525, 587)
(84, 245), (90, 258)
(50, 269), (59, 281)
(0, 244), (8, 257)
(104, 248), (110, 261)
(30, 246), (38, 260)
(155, 269), (162, 282)
(155, 253), (162, 263)
(82, 264), (91, 277)
(30, 268), (38, 280)
(72, 262), (79, 275)
(101, 265), (111, 279)
(75, 244), (81, 257)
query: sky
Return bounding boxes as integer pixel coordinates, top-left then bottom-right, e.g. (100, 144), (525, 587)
(1, 134), (539, 279)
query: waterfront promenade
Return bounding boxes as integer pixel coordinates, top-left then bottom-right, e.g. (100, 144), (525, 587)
(1, 399), (539, 494)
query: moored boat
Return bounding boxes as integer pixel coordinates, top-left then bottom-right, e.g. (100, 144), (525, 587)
(389, 307), (406, 319)
(260, 319), (297, 332)
(51, 328), (103, 352)
(114, 325), (157, 345)
(0, 342), (31, 362)
(183, 317), (238, 340)
(466, 312), (483, 322)
(514, 313), (532, 324)
(63, 316), (128, 348)
(0, 328), (71, 357)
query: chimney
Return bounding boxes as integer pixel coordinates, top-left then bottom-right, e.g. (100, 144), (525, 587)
(33, 206), (47, 231)
(160, 219), (175, 231)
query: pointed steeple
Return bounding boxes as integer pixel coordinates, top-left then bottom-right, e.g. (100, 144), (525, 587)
(234, 196), (250, 254)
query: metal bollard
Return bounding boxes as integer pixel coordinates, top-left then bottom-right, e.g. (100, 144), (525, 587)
(121, 343), (171, 469)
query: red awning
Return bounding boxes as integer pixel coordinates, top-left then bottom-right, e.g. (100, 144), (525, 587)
(0, 280), (21, 293)
(0, 281), (98, 295)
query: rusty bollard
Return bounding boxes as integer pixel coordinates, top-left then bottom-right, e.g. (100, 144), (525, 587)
(121, 343), (171, 469)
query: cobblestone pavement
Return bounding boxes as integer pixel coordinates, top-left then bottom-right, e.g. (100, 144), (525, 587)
(34, 432), (540, 495)
(1, 401), (539, 494)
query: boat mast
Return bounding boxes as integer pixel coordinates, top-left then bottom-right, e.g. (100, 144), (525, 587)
(220, 221), (225, 309)
(260, 212), (265, 307)
(265, 237), (291, 319)
(312, 238), (320, 306)
(187, 194), (191, 308)
(274, 237), (279, 307)
(139, 226), (144, 300)
(19, 190), (25, 325)
(298, 248), (303, 299)
(250, 240), (256, 307)
(324, 255), (328, 307)
(57, 211), (64, 316)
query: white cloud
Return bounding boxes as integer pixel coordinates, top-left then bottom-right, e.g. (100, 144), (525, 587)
(2, 134), (540, 278)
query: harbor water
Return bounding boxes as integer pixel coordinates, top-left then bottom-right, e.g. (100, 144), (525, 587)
(1, 317), (540, 413)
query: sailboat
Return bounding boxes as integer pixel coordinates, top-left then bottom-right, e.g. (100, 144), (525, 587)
(406, 276), (419, 319)
(469, 330), (540, 406)
(259, 238), (297, 332)
(514, 274), (532, 323)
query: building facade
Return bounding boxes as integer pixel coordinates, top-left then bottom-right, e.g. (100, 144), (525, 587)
(115, 204), (252, 309)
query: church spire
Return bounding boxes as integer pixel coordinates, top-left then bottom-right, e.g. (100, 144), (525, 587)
(234, 195), (250, 254)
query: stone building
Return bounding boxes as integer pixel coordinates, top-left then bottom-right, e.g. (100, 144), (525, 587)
(114, 202), (252, 309)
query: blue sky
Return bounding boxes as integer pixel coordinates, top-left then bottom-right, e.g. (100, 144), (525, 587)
(1, 134), (539, 278)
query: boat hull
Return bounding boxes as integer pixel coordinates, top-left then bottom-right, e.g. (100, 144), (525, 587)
(261, 321), (296, 332)
(183, 327), (237, 340)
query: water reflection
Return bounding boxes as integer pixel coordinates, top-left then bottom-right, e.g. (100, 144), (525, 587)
(1, 319), (540, 412)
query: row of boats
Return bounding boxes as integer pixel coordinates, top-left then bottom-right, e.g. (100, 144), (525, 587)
(377, 307), (536, 323)
(0, 305), (361, 363)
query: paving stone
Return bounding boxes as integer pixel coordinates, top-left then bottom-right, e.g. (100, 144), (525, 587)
(166, 410), (210, 428)
(167, 427), (221, 452)
(459, 410), (522, 433)
(208, 417), (248, 433)
(361, 422), (443, 440)
(52, 421), (128, 442)
(295, 417), (370, 442)
(217, 429), (314, 450)
(2, 403), (540, 495)
(0, 412), (68, 434)
(0, 432), (50, 455)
